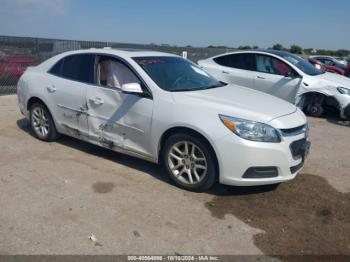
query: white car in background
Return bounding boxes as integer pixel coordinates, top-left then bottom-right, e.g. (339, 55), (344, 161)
(334, 57), (347, 65)
(17, 49), (309, 191)
(198, 50), (350, 119)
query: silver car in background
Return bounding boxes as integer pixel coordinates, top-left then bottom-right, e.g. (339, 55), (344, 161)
(17, 49), (310, 191)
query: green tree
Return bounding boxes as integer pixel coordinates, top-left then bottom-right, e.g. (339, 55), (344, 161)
(290, 45), (303, 54)
(303, 48), (314, 55)
(238, 45), (252, 50)
(335, 49), (349, 57)
(272, 43), (284, 50)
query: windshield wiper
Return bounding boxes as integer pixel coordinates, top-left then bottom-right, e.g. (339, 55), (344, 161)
(202, 82), (227, 90)
(170, 82), (227, 92)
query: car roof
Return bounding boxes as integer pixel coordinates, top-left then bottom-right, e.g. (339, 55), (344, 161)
(35, 47), (181, 71)
(310, 55), (333, 59)
(210, 49), (294, 59)
(58, 48), (178, 58)
(257, 49), (293, 57)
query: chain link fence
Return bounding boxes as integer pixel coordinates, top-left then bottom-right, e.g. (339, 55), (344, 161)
(0, 35), (231, 95)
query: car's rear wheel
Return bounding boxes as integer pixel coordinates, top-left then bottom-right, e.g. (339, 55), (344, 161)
(30, 103), (59, 141)
(163, 133), (217, 192)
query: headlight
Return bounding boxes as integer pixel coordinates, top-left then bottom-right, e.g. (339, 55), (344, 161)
(219, 115), (281, 143)
(337, 87), (350, 95)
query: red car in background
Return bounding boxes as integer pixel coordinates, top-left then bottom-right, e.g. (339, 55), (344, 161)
(309, 56), (350, 77)
(0, 54), (37, 84)
(308, 57), (345, 75)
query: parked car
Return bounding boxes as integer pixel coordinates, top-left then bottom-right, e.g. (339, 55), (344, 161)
(310, 55), (349, 76)
(0, 54), (37, 84)
(308, 57), (345, 75)
(198, 50), (350, 119)
(17, 49), (310, 191)
(334, 57), (347, 65)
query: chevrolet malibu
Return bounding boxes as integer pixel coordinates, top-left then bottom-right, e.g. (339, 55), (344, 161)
(198, 50), (350, 119)
(17, 49), (310, 191)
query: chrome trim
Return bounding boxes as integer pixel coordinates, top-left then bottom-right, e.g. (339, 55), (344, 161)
(57, 104), (86, 114)
(279, 124), (309, 137)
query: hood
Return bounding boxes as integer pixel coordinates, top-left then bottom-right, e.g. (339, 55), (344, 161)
(171, 84), (297, 123)
(313, 72), (350, 88)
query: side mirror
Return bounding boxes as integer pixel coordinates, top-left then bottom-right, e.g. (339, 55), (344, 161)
(121, 83), (143, 94)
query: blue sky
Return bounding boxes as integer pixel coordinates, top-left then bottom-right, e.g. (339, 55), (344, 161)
(0, 0), (349, 49)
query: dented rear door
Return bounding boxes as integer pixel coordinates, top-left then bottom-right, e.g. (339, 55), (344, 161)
(45, 54), (95, 138)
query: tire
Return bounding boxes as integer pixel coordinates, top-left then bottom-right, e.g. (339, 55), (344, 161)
(30, 103), (59, 141)
(308, 104), (324, 118)
(162, 133), (217, 192)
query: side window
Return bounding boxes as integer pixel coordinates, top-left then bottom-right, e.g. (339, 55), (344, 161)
(97, 56), (140, 89)
(316, 58), (325, 64)
(256, 55), (293, 76)
(49, 59), (64, 76)
(324, 59), (334, 66)
(61, 54), (95, 84)
(213, 55), (231, 67)
(214, 54), (255, 71)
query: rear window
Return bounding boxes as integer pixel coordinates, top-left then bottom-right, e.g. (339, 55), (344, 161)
(49, 59), (64, 76)
(49, 54), (95, 84)
(214, 53), (256, 71)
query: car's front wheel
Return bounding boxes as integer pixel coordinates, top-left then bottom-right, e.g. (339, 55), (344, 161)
(30, 103), (59, 141)
(308, 104), (324, 118)
(163, 133), (217, 192)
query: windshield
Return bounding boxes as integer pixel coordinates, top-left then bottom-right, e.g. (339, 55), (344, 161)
(279, 53), (324, 76)
(133, 56), (225, 91)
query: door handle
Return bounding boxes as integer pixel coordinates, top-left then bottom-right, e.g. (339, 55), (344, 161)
(46, 85), (56, 93)
(257, 76), (266, 79)
(222, 71), (229, 74)
(90, 97), (104, 105)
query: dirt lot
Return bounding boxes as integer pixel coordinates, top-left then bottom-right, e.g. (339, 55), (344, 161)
(0, 95), (349, 258)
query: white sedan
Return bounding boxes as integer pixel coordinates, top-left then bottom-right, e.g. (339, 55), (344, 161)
(198, 50), (350, 119)
(17, 49), (309, 191)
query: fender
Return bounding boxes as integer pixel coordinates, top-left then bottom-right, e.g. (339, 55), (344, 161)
(155, 122), (222, 165)
(296, 90), (332, 105)
(26, 93), (59, 127)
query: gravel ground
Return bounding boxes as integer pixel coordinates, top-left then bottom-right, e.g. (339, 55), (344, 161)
(0, 95), (349, 259)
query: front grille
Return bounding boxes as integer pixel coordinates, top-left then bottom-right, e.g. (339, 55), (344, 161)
(290, 138), (307, 159)
(280, 124), (308, 137)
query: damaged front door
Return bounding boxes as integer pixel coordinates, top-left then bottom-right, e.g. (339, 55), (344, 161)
(86, 56), (154, 158)
(254, 54), (302, 103)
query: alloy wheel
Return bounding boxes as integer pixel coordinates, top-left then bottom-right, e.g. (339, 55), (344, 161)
(167, 141), (207, 185)
(32, 107), (49, 137)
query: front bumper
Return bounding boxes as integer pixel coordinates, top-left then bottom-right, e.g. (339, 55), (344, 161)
(215, 129), (310, 186)
(335, 94), (350, 119)
(343, 104), (350, 119)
